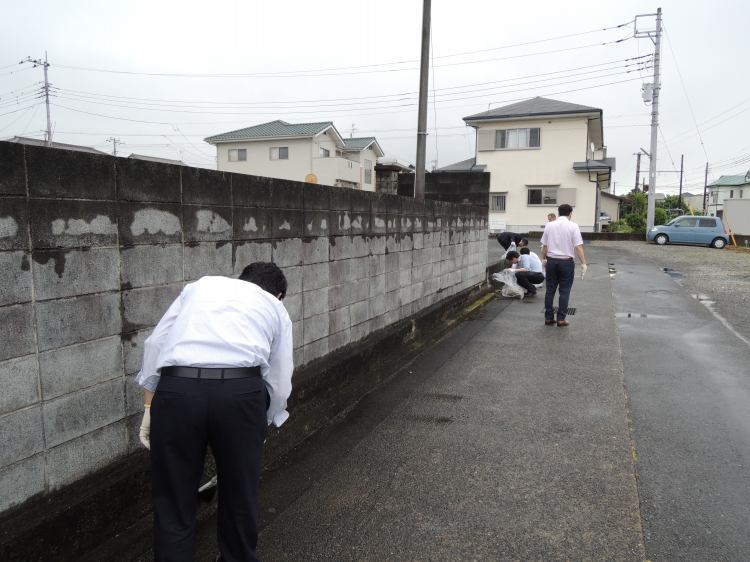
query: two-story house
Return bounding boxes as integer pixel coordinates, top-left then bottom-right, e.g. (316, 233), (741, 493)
(204, 120), (384, 191)
(453, 97), (615, 233)
(706, 171), (750, 218)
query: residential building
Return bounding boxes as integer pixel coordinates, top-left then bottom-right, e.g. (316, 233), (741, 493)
(128, 153), (185, 166)
(706, 171), (750, 218)
(204, 120), (384, 191)
(6, 135), (106, 155)
(460, 97), (616, 233)
(600, 191), (622, 222)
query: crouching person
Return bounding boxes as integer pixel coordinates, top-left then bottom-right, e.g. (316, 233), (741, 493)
(508, 248), (546, 296)
(137, 262), (293, 562)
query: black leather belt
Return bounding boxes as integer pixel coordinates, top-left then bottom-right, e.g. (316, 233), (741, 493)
(547, 257), (574, 261)
(161, 366), (261, 380)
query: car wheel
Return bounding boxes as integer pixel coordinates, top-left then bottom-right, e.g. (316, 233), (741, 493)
(655, 234), (668, 245)
(711, 237), (726, 249)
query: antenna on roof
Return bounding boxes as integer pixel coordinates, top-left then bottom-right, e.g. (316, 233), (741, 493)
(347, 123), (358, 139)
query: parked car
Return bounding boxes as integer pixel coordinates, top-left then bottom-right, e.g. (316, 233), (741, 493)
(599, 211), (612, 224)
(648, 215), (729, 248)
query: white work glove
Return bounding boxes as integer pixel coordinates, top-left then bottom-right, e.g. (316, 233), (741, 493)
(139, 406), (151, 449)
(581, 264), (588, 279)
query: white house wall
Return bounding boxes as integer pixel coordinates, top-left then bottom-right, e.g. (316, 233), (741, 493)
(475, 116), (599, 233)
(216, 138), (315, 183)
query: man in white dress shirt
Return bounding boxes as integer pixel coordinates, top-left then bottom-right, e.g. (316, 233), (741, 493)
(540, 205), (587, 327)
(137, 262), (293, 562)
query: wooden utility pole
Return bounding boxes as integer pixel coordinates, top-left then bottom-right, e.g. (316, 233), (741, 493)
(414, 0), (431, 199)
(702, 162), (709, 214)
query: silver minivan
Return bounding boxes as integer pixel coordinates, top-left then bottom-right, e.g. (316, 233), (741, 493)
(648, 215), (729, 248)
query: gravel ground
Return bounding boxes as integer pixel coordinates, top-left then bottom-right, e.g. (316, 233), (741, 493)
(590, 240), (750, 341)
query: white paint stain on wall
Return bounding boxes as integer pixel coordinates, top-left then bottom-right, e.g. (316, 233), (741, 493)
(278, 220), (290, 231)
(0, 216), (19, 238)
(195, 210), (230, 233)
(243, 217), (258, 232)
(130, 209), (181, 236)
(51, 215), (117, 236)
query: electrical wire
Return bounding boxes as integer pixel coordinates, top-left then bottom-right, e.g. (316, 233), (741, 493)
(663, 24), (710, 165)
(45, 21), (635, 79)
(0, 103), (39, 134)
(51, 58), (652, 112)
(51, 76), (644, 127)
(52, 67), (651, 117)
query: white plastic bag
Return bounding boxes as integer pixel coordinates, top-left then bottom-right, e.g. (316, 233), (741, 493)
(492, 269), (525, 299)
(500, 241), (516, 260)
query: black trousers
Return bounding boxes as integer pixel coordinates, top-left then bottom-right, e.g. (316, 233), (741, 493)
(151, 374), (268, 562)
(515, 271), (545, 294)
(545, 259), (576, 321)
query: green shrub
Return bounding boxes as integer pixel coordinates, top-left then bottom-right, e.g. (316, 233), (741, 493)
(609, 219), (632, 233)
(654, 207), (668, 225)
(625, 213), (646, 233)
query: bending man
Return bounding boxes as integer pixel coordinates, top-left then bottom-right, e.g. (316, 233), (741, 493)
(137, 262), (293, 562)
(508, 247), (545, 296)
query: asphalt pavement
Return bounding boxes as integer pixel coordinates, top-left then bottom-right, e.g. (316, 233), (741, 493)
(608, 249), (750, 561)
(162, 240), (749, 561)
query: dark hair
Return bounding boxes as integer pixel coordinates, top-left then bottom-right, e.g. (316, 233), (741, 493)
(239, 262), (288, 299)
(506, 251), (520, 260)
(519, 247), (530, 255)
(558, 204), (573, 217)
(520, 238), (529, 247)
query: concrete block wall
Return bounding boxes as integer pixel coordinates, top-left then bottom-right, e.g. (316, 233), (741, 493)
(0, 141), (488, 515)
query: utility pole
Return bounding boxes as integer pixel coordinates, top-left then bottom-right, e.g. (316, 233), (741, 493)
(677, 154), (684, 211)
(24, 53), (52, 146)
(702, 162), (709, 214)
(634, 152), (642, 193)
(106, 137), (122, 157)
(635, 8), (663, 236)
(414, 0), (431, 200)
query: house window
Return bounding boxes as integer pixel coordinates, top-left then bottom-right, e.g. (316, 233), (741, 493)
(741, 190), (744, 198)
(495, 128), (541, 149)
(528, 188), (557, 205)
(712, 192), (719, 203)
(730, 190), (734, 198)
(270, 147), (289, 160)
(319, 146), (330, 157)
(364, 159), (373, 184)
(228, 149), (246, 162)
(489, 194), (506, 211)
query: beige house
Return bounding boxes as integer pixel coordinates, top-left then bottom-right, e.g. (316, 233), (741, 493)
(460, 97), (615, 233)
(204, 120), (384, 191)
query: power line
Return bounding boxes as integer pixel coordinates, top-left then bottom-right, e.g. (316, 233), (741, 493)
(51, 67), (650, 118)
(50, 58), (652, 113)
(662, 24), (710, 164)
(52, 36), (634, 80)
(44, 20), (634, 80)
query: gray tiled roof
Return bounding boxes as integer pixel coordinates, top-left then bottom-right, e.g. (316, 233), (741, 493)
(128, 153), (186, 166)
(342, 137), (376, 150)
(7, 135), (107, 155)
(204, 120), (333, 143)
(464, 97), (601, 121)
(434, 157), (487, 172)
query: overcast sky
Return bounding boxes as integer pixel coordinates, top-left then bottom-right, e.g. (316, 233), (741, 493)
(1, 0), (748, 195)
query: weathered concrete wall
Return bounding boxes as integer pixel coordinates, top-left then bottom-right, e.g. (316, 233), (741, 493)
(398, 171), (491, 208)
(0, 140), (488, 516)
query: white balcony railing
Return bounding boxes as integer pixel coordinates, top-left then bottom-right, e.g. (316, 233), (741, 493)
(312, 156), (361, 185)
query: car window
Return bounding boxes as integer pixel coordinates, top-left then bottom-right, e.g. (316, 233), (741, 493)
(699, 219), (716, 228)
(665, 218), (678, 226)
(678, 218), (698, 227)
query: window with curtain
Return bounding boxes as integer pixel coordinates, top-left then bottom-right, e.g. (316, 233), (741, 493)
(495, 128), (541, 149)
(364, 159), (373, 183)
(489, 194), (506, 211)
